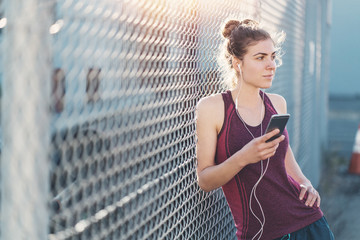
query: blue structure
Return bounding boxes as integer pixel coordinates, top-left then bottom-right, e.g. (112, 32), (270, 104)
(329, 0), (360, 96)
(328, 0), (360, 159)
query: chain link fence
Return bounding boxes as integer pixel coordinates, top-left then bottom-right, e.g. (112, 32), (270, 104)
(0, 0), (331, 239)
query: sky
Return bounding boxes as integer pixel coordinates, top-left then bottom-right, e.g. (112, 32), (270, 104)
(329, 0), (360, 96)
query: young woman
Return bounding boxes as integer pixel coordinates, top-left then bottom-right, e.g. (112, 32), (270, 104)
(195, 19), (334, 240)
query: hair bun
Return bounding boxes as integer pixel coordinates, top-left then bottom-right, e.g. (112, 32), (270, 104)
(222, 19), (260, 39)
(222, 20), (240, 39)
(239, 19), (259, 28)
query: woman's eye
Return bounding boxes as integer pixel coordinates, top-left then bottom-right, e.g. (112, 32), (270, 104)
(257, 56), (264, 60)
(272, 55), (277, 60)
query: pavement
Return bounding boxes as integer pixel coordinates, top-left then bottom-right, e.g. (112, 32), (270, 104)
(319, 156), (360, 239)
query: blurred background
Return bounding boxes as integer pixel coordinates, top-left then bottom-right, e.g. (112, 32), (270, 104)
(0, 0), (359, 239)
(320, 0), (360, 239)
(327, 0), (360, 158)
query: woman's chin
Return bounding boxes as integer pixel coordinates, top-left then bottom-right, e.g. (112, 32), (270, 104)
(262, 83), (272, 89)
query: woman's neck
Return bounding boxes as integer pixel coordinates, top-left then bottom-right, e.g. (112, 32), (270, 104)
(233, 84), (263, 109)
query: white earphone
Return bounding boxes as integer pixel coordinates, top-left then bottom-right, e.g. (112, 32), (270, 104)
(235, 62), (268, 240)
(237, 64), (242, 75)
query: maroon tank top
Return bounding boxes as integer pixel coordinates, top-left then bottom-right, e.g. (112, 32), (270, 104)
(215, 90), (323, 240)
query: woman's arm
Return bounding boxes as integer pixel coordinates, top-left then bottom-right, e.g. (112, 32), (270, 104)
(196, 95), (284, 192)
(285, 147), (321, 207)
(268, 93), (321, 208)
(195, 95), (245, 192)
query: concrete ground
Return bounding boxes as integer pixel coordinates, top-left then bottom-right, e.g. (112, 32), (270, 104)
(319, 154), (360, 239)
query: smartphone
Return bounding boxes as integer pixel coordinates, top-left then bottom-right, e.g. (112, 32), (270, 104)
(265, 114), (290, 142)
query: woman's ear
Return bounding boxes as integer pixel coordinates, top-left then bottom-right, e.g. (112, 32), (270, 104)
(232, 58), (242, 75)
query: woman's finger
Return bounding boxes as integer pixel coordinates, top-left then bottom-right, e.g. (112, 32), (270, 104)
(263, 129), (280, 142)
(316, 194), (321, 207)
(306, 192), (317, 207)
(299, 184), (307, 200)
(261, 149), (275, 159)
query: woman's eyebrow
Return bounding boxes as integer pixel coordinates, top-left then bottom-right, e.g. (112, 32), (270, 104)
(253, 51), (277, 56)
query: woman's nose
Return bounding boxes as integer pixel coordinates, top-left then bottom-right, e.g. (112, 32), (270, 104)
(267, 59), (276, 70)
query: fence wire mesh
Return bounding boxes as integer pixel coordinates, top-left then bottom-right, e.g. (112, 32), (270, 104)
(0, 0), (331, 239)
(48, 0), (253, 239)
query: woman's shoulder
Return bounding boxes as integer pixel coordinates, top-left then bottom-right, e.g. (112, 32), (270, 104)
(197, 92), (224, 109)
(196, 92), (225, 128)
(266, 92), (287, 114)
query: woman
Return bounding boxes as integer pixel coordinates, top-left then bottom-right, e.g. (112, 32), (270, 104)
(195, 19), (334, 240)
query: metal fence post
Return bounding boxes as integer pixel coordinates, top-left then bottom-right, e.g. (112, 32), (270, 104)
(1, 0), (51, 239)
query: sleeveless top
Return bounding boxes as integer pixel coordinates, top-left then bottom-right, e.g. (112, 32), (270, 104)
(215, 90), (323, 240)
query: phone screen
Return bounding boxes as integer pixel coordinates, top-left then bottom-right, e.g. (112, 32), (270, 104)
(265, 114), (290, 142)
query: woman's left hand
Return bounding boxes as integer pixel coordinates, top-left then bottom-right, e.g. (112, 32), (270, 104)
(299, 183), (321, 208)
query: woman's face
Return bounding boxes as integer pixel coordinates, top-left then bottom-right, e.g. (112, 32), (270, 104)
(238, 38), (277, 89)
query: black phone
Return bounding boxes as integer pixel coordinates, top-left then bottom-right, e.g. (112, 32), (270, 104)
(265, 114), (290, 142)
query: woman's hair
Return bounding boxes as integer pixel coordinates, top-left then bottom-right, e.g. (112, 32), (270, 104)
(218, 19), (285, 88)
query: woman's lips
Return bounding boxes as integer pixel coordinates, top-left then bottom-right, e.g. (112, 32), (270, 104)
(263, 74), (274, 79)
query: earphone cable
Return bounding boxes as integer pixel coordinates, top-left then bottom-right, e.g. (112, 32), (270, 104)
(235, 88), (269, 240)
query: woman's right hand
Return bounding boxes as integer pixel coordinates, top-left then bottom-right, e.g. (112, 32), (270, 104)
(240, 129), (285, 164)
